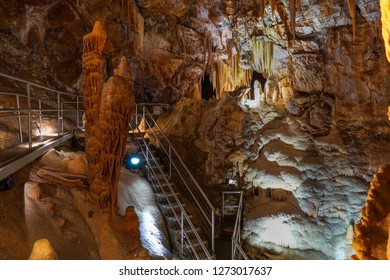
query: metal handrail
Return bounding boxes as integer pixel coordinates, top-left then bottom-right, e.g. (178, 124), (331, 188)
(0, 71), (84, 148)
(231, 191), (248, 260)
(129, 123), (212, 260)
(136, 105), (215, 253)
(0, 71), (78, 97)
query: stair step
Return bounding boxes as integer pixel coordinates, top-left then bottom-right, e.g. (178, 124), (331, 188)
(173, 227), (200, 234)
(155, 193), (180, 205)
(167, 214), (193, 224)
(155, 192), (179, 199)
(181, 241), (211, 260)
(161, 203), (185, 210)
(162, 205), (186, 218)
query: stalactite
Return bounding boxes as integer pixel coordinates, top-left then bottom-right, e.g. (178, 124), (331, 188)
(289, 0), (296, 39)
(269, 0), (277, 15)
(296, 0), (302, 12)
(348, 0), (356, 41)
(276, 2), (289, 35)
(259, 0), (266, 18)
(208, 33), (213, 67)
(253, 37), (274, 77)
(203, 35), (207, 67)
(209, 56), (253, 99)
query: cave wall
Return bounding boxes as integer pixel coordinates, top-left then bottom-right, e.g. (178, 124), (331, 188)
(0, 1), (389, 109)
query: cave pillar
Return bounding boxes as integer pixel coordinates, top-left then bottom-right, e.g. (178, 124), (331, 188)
(82, 22), (135, 214)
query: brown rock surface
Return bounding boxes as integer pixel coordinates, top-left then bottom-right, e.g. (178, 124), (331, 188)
(353, 164), (390, 259)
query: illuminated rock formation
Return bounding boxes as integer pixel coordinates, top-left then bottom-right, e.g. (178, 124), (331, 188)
(28, 239), (57, 260)
(82, 21), (106, 197)
(353, 164), (390, 259)
(90, 57), (135, 214)
(382, 0), (390, 62)
(348, 0), (356, 41)
(82, 22), (135, 214)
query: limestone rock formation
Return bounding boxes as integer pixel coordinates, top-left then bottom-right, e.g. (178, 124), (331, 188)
(353, 164), (390, 260)
(381, 0), (390, 62)
(28, 239), (57, 260)
(155, 97), (376, 259)
(82, 21), (135, 214)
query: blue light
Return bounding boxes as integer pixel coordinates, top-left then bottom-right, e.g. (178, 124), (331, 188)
(130, 157), (140, 165)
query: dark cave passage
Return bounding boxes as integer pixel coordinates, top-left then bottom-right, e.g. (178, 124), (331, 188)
(201, 75), (216, 100)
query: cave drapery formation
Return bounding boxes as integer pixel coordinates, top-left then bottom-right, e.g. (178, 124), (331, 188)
(82, 21), (135, 214)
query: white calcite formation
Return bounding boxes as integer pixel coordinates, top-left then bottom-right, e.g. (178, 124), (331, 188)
(156, 97), (378, 259)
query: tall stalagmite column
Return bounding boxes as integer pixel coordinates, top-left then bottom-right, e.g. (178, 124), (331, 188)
(82, 21), (106, 192)
(96, 57), (135, 214)
(82, 22), (135, 214)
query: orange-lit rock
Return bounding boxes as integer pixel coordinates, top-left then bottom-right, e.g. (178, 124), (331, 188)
(28, 239), (57, 260)
(353, 164), (390, 260)
(381, 0), (390, 62)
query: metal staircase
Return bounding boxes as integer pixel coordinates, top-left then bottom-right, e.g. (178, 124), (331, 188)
(129, 104), (249, 260)
(129, 105), (214, 259)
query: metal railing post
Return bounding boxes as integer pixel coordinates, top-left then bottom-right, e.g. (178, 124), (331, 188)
(61, 102), (64, 133)
(232, 240), (234, 260)
(169, 145), (172, 178)
(212, 209), (215, 253)
(222, 193), (225, 222)
(76, 96), (80, 128)
(135, 104), (138, 125)
(16, 94), (23, 143)
(57, 93), (61, 135)
(38, 99), (42, 137)
(146, 147), (150, 180)
(27, 84), (32, 149)
(181, 210), (184, 254)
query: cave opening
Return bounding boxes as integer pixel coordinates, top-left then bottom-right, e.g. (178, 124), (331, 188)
(250, 70), (267, 96)
(201, 74), (216, 100)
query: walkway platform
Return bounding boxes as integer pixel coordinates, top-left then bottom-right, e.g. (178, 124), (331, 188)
(0, 132), (73, 181)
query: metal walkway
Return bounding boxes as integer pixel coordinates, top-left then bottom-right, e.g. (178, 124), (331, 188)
(129, 103), (248, 260)
(0, 133), (74, 181)
(0, 71), (83, 181)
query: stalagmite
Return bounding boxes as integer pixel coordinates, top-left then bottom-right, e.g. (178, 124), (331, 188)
(348, 0), (356, 41)
(82, 22), (135, 214)
(29, 239), (57, 260)
(93, 57), (135, 214)
(381, 0), (390, 62)
(82, 21), (106, 195)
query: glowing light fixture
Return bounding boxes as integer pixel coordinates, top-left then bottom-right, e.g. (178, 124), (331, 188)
(130, 156), (140, 165)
